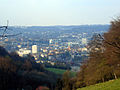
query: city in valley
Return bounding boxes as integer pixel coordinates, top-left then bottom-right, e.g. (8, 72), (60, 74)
(0, 0), (120, 89)
(0, 25), (109, 72)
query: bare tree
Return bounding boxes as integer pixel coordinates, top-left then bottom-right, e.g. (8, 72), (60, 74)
(0, 21), (21, 38)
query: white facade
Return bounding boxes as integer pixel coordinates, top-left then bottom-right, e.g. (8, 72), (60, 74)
(49, 39), (53, 44)
(82, 38), (87, 45)
(17, 48), (31, 57)
(32, 45), (37, 54)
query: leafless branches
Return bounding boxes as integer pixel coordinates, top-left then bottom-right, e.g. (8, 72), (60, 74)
(0, 21), (21, 38)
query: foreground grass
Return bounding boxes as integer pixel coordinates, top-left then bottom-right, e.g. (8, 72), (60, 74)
(46, 68), (76, 77)
(78, 79), (120, 90)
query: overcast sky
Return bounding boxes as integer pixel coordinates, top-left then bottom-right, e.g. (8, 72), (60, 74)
(0, 0), (120, 26)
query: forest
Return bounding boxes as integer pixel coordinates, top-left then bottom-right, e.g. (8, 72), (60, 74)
(0, 46), (59, 90)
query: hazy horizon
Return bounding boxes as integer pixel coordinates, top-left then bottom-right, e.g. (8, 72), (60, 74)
(9, 24), (110, 27)
(0, 0), (120, 26)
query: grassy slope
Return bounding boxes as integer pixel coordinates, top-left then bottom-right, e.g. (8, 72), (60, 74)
(78, 79), (120, 90)
(46, 68), (76, 77)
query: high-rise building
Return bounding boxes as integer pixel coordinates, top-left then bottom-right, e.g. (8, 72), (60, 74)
(82, 38), (87, 45)
(32, 45), (37, 54)
(49, 39), (53, 44)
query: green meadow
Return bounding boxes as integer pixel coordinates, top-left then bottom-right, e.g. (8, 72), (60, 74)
(78, 79), (120, 90)
(46, 68), (76, 77)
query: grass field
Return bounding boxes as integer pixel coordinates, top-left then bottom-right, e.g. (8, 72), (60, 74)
(46, 68), (76, 77)
(78, 79), (120, 90)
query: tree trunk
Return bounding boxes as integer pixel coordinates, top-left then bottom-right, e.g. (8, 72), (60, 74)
(102, 77), (104, 82)
(114, 72), (117, 79)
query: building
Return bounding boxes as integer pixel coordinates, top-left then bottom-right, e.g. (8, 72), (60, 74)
(49, 39), (53, 44)
(82, 38), (87, 45)
(67, 42), (71, 51)
(32, 45), (37, 54)
(17, 48), (31, 57)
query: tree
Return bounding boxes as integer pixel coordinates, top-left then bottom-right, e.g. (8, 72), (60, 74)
(103, 18), (120, 79)
(62, 70), (71, 90)
(75, 17), (120, 89)
(55, 78), (63, 90)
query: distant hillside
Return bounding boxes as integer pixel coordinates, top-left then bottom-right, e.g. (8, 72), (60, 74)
(10, 25), (110, 39)
(11, 25), (110, 33)
(77, 79), (120, 90)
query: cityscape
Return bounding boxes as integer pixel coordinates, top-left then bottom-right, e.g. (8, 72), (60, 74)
(0, 25), (109, 72)
(0, 0), (120, 89)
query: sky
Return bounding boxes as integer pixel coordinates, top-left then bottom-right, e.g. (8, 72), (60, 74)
(0, 0), (120, 26)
